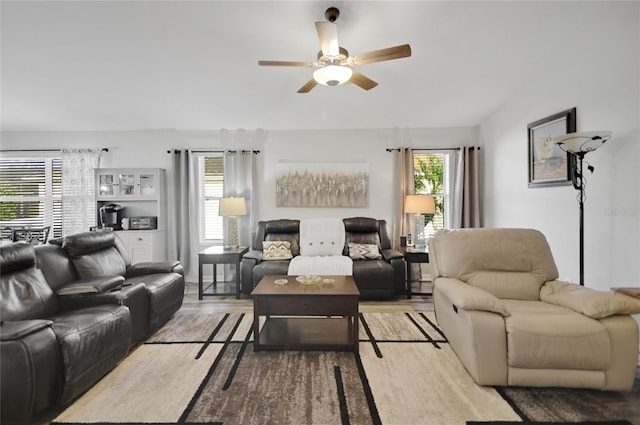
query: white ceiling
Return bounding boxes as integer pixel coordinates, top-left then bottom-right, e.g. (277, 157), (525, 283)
(0, 1), (613, 132)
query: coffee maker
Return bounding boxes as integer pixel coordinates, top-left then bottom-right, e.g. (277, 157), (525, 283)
(99, 204), (124, 230)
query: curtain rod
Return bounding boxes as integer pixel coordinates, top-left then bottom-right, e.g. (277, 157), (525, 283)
(167, 149), (260, 154)
(1, 148), (109, 153)
(386, 147), (481, 152)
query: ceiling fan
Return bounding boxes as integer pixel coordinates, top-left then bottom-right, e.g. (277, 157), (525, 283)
(258, 7), (412, 93)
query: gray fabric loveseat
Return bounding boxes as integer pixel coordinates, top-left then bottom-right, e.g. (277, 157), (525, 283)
(240, 217), (406, 298)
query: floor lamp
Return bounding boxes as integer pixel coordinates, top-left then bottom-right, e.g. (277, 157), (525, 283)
(554, 131), (612, 286)
(404, 195), (436, 248)
(219, 197), (247, 249)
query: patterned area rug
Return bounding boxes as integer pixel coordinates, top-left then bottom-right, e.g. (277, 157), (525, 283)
(52, 312), (639, 425)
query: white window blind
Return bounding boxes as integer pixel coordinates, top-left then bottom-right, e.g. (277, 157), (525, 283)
(196, 154), (224, 242)
(0, 157), (63, 238)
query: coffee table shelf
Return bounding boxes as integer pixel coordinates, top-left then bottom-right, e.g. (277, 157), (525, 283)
(258, 317), (355, 351)
(252, 275), (360, 353)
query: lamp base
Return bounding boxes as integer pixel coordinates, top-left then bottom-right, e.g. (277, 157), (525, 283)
(414, 214), (426, 248)
(227, 216), (239, 249)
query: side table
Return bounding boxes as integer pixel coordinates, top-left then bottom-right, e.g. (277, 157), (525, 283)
(398, 246), (430, 299)
(612, 287), (640, 300)
(198, 246), (248, 300)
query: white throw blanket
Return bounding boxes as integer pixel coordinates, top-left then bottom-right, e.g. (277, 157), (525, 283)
(287, 255), (353, 276)
(287, 217), (353, 276)
(299, 217), (345, 256)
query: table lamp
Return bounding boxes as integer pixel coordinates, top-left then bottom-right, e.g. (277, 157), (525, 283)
(553, 131), (612, 286)
(219, 197), (247, 249)
(404, 195), (435, 248)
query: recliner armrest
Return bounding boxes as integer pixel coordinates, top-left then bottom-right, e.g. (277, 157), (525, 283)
(435, 277), (510, 317)
(55, 275), (125, 296)
(381, 248), (403, 261)
(0, 320), (53, 341)
(126, 261), (182, 277)
(242, 250), (263, 264)
(541, 280), (640, 319)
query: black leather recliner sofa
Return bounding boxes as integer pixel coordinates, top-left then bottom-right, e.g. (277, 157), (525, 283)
(0, 230), (184, 425)
(240, 217), (406, 298)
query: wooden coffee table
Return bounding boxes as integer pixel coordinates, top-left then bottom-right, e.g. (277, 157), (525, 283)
(252, 275), (360, 353)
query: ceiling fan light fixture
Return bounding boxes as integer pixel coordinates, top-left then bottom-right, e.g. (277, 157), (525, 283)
(313, 65), (352, 86)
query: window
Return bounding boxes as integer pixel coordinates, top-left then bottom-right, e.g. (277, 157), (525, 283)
(196, 154), (225, 242)
(413, 151), (453, 236)
(0, 156), (63, 238)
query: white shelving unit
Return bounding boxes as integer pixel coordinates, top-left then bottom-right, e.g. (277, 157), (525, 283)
(95, 168), (167, 262)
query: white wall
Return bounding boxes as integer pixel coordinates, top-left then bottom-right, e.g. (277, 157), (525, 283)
(479, 3), (640, 291)
(0, 126), (477, 244)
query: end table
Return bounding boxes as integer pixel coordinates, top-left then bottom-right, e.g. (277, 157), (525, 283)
(398, 246), (430, 299)
(198, 246), (249, 299)
(612, 287), (640, 300)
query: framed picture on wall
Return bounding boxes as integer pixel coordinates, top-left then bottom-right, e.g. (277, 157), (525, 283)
(527, 107), (577, 188)
(276, 162), (369, 207)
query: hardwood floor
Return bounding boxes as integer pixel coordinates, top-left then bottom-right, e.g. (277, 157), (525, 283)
(182, 280), (435, 314)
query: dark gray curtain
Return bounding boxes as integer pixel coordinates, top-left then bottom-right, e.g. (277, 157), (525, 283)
(452, 146), (482, 228)
(168, 149), (199, 282)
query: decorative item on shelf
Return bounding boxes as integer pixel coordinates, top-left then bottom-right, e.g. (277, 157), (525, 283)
(404, 195), (436, 248)
(296, 275), (322, 286)
(553, 131), (613, 286)
(218, 197), (247, 249)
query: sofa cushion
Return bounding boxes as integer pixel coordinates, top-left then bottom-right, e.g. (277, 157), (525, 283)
(62, 230), (116, 257)
(1, 243), (58, 321)
(69, 247), (127, 278)
(51, 304), (132, 404)
(467, 271), (544, 301)
(540, 280), (640, 319)
(348, 243), (382, 260)
(262, 241), (293, 261)
(262, 219), (300, 256)
(502, 300), (611, 370)
(430, 228), (559, 283)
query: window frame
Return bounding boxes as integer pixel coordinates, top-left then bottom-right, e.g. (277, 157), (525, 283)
(412, 150), (454, 234)
(194, 152), (225, 244)
(0, 151), (62, 238)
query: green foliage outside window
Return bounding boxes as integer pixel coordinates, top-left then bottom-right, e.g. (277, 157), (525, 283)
(414, 155), (444, 228)
(0, 183), (18, 221)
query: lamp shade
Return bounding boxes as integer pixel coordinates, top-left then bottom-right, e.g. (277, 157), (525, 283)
(313, 65), (353, 86)
(404, 195), (435, 214)
(553, 131), (612, 155)
(218, 197), (247, 217)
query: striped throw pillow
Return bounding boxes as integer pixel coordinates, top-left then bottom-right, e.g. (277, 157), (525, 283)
(348, 243), (382, 260)
(262, 241), (293, 261)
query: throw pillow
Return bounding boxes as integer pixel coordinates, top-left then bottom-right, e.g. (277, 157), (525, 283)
(348, 243), (382, 260)
(262, 241), (293, 261)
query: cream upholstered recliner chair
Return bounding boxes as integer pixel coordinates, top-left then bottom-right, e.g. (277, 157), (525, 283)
(429, 228), (640, 391)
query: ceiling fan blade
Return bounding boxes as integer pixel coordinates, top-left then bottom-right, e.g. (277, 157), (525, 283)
(297, 79), (318, 93)
(258, 60), (314, 67)
(349, 73), (378, 90)
(350, 44), (412, 65)
(315, 22), (339, 58)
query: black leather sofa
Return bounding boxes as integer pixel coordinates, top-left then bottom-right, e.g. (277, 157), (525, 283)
(240, 217), (406, 298)
(0, 230), (184, 425)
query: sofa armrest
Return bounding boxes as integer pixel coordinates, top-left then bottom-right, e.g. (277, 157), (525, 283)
(435, 277), (510, 316)
(126, 261), (182, 277)
(0, 320), (54, 341)
(55, 275), (125, 296)
(242, 249), (264, 264)
(381, 248), (403, 261)
(540, 280), (640, 319)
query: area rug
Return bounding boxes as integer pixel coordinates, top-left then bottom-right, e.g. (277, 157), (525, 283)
(52, 312), (639, 425)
